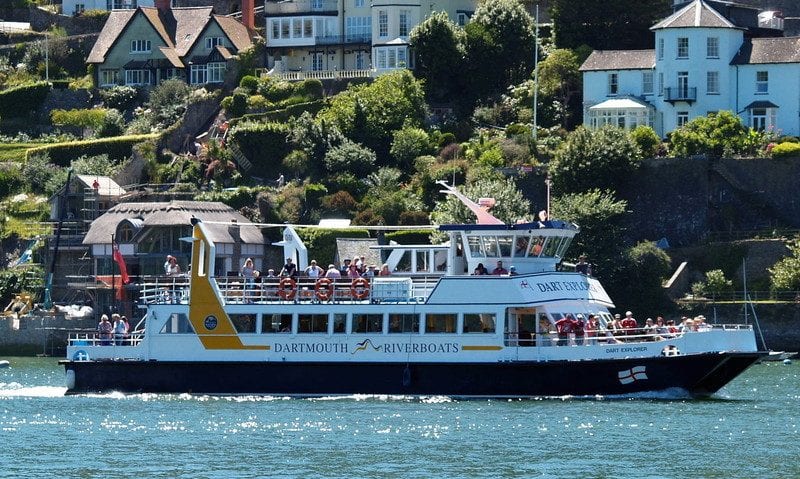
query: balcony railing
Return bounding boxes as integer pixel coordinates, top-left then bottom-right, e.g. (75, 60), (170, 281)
(264, 0), (338, 15)
(664, 86), (697, 104)
(315, 34), (371, 45)
(265, 68), (375, 82)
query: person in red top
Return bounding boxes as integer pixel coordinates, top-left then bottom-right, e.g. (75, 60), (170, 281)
(573, 314), (586, 345)
(555, 314), (575, 346)
(491, 260), (508, 275)
(620, 311), (638, 340)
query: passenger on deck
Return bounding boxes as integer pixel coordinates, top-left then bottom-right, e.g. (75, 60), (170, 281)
(305, 260), (324, 278)
(508, 265), (518, 276)
(347, 262), (362, 279)
(280, 258), (298, 278)
(325, 264), (342, 279)
(586, 314), (598, 345)
(573, 314), (586, 345)
(515, 237), (529, 256)
(339, 258), (352, 276)
(575, 255), (592, 275)
(240, 258), (256, 303)
(164, 255), (181, 276)
(621, 311), (638, 339)
(491, 260), (508, 275)
(473, 263), (489, 275)
(654, 316), (668, 339)
(555, 314), (575, 346)
(97, 314), (113, 346)
(379, 264), (391, 276)
(643, 318), (657, 340)
(364, 264), (377, 278)
(695, 315), (711, 331)
(264, 269), (277, 278)
(113, 313), (128, 345)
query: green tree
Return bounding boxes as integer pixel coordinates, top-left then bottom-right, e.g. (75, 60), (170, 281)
(536, 48), (581, 129)
(669, 111), (750, 157)
(318, 70), (427, 161)
(692, 269), (734, 300)
(409, 11), (465, 103)
(630, 125), (661, 158)
(361, 167), (424, 225)
(549, 126), (642, 194)
(615, 241), (672, 314)
(550, 189), (628, 281)
(390, 126), (433, 170)
(769, 238), (800, 291)
(145, 79), (191, 129)
(464, 0), (536, 101)
(551, 0), (671, 50)
(323, 140), (376, 176)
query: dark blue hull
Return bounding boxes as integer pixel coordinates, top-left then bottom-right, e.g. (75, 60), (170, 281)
(61, 352), (763, 398)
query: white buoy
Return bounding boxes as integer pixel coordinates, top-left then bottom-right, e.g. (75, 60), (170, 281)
(783, 359), (792, 365)
(0, 360), (9, 368)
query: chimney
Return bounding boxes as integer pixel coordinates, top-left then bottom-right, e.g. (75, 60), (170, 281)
(241, 0), (255, 31)
(155, 0), (171, 11)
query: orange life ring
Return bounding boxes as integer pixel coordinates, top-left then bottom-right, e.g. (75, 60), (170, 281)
(350, 277), (370, 300)
(315, 278), (334, 301)
(277, 277), (297, 300)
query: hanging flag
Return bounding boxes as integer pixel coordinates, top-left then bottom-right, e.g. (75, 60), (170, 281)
(113, 243), (130, 285)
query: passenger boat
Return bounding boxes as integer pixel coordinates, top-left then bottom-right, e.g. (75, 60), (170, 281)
(60, 184), (763, 397)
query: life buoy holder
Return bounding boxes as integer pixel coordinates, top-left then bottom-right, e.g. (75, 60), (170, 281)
(350, 277), (370, 300)
(314, 278), (334, 301)
(277, 277), (297, 300)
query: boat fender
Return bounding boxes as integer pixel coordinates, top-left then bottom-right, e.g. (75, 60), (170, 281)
(65, 369), (75, 390)
(0, 360), (9, 368)
(277, 277), (297, 300)
(351, 277), (370, 300)
(784, 358), (792, 365)
(314, 278), (334, 301)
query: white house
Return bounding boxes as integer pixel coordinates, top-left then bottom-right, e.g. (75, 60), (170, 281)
(580, 0), (800, 137)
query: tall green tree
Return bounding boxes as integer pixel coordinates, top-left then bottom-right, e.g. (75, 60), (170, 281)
(410, 11), (465, 103)
(769, 237), (800, 291)
(536, 48), (581, 129)
(464, 0), (536, 101)
(550, 0), (671, 50)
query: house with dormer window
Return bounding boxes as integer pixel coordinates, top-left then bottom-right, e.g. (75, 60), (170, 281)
(580, 0), (800, 137)
(86, 0), (254, 87)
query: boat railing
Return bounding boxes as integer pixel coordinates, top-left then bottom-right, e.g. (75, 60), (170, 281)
(67, 330), (144, 348)
(505, 324), (752, 347)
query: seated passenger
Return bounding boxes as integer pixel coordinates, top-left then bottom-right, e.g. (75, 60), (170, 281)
(326, 264), (342, 279)
(491, 260), (508, 275)
(473, 263), (489, 275)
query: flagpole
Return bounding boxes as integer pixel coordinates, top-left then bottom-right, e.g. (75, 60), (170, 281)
(111, 234), (116, 312)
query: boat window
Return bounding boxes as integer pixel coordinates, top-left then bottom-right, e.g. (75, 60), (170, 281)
(543, 237), (560, 257)
(529, 236), (544, 257)
(353, 313), (383, 333)
(230, 314), (256, 333)
(463, 313), (495, 333)
(389, 313), (419, 333)
(263, 314), (292, 333)
(498, 236), (513, 257)
(416, 251), (428, 272)
(425, 313), (456, 333)
(299, 314), (328, 333)
(555, 237), (573, 257)
(159, 313), (194, 333)
(394, 251), (412, 273)
(333, 313), (346, 333)
(467, 235), (485, 257)
(482, 236), (499, 257)
(514, 236), (529, 257)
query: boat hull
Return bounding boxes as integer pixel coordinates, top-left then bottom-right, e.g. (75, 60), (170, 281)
(61, 351), (764, 398)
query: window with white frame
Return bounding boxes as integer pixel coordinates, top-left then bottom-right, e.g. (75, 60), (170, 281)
(677, 37), (688, 58)
(751, 108), (767, 130)
(756, 71), (768, 93)
(379, 10), (388, 37)
(457, 13), (467, 26)
(271, 20), (280, 39)
(74, 4), (85, 14)
(190, 64), (207, 84)
(125, 69), (150, 85)
(376, 49), (387, 69)
(707, 71), (719, 94)
(658, 38), (664, 60)
(677, 111), (689, 127)
(399, 9), (411, 37)
(658, 72), (664, 95)
(100, 69), (118, 86)
(293, 18), (302, 37)
(375, 46), (407, 69)
(281, 18), (290, 38)
(642, 71), (654, 94)
(304, 18), (313, 38)
(207, 62), (225, 83)
(355, 51), (365, 69)
(355, 0), (365, 6)
(130, 40), (151, 53)
(311, 0), (323, 10)
(707, 37), (719, 58)
(608, 73), (618, 95)
(346, 16), (371, 41)
(311, 52), (323, 71)
(206, 37), (223, 50)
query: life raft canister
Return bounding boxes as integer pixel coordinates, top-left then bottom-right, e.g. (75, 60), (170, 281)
(350, 277), (370, 300)
(314, 278), (334, 301)
(277, 277), (297, 300)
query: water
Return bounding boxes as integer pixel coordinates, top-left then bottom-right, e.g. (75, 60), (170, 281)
(1, 358), (797, 479)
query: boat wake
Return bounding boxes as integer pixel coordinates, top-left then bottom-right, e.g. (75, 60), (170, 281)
(0, 382), (67, 398)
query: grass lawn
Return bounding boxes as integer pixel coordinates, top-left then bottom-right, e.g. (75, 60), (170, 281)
(0, 143), (43, 162)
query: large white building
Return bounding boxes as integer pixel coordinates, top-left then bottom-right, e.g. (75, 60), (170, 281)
(580, 0), (799, 137)
(263, 0), (475, 76)
(63, 0), (156, 17)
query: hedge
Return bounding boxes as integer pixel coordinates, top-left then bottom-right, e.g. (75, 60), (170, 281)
(0, 82), (50, 119)
(25, 134), (159, 166)
(228, 121), (290, 178)
(384, 229), (434, 245)
(295, 227), (371, 266)
(771, 141), (800, 159)
(233, 100), (325, 125)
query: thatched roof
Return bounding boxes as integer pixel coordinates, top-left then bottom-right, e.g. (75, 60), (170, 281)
(83, 200), (264, 245)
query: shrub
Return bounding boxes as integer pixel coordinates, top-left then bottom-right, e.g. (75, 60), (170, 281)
(770, 141), (800, 159)
(304, 182), (328, 209)
(227, 92), (248, 118)
(630, 125), (661, 158)
(96, 109), (125, 138)
(228, 121), (290, 178)
(0, 164), (25, 198)
(321, 190), (357, 215)
(239, 75), (259, 93)
(669, 111), (749, 157)
(390, 127), (432, 169)
(99, 86), (139, 111)
(0, 82), (50, 118)
(295, 79), (324, 100)
(50, 108), (107, 131)
(24, 134), (158, 166)
(323, 140), (376, 175)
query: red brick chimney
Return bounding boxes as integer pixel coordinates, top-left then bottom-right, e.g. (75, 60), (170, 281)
(241, 0), (254, 31)
(155, 0), (171, 11)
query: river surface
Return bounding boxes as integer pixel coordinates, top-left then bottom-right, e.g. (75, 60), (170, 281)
(0, 357), (798, 478)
